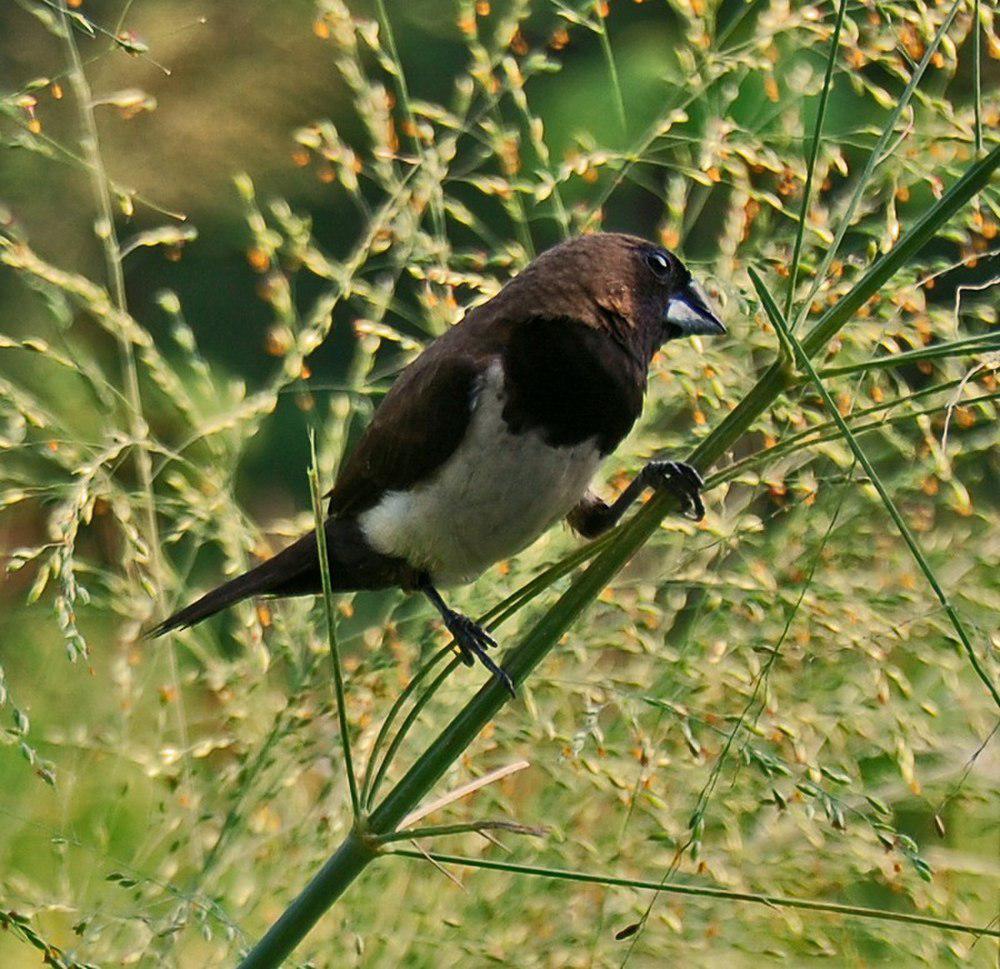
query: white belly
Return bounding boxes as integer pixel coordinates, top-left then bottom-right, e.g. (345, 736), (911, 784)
(358, 360), (601, 586)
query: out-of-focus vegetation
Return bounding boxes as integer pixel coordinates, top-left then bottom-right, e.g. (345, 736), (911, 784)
(0, 0), (998, 966)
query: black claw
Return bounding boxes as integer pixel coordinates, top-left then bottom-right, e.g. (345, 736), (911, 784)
(686, 492), (706, 522)
(646, 460), (706, 522)
(443, 611), (516, 698)
(447, 615), (477, 666)
(678, 463), (705, 490)
(495, 668), (517, 698)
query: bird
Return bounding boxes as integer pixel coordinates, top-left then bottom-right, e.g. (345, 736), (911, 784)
(149, 232), (725, 696)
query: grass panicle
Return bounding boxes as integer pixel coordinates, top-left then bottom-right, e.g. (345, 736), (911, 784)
(750, 267), (999, 710)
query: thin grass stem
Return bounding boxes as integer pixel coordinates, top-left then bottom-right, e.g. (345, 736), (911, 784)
(197, 709), (291, 885)
(307, 432), (361, 819)
(365, 658), (460, 810)
(793, 0), (963, 331)
(360, 644), (456, 807)
(388, 850), (1000, 940)
(54, 2), (204, 873)
(594, 2), (626, 137)
(973, 0), (982, 154)
(375, 820), (544, 845)
(815, 332), (1000, 378)
(784, 0), (849, 325)
(712, 388), (1000, 488)
(57, 2), (163, 602)
(373, 0), (447, 246)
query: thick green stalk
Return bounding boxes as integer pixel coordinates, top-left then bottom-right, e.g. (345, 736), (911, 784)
(237, 831), (375, 969)
(238, 143), (998, 969)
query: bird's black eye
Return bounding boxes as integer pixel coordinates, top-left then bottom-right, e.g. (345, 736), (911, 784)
(645, 251), (671, 278)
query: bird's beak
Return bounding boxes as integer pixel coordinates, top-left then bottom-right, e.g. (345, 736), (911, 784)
(665, 279), (726, 337)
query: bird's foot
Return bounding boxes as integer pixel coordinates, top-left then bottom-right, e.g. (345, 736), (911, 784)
(644, 460), (706, 521)
(442, 610), (515, 698)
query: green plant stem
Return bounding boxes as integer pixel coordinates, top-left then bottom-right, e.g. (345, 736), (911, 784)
(387, 850), (1000, 940)
(973, 0), (982, 153)
(373, 0), (447, 245)
(365, 657), (459, 809)
(750, 267), (1000, 710)
(56, 0), (202, 874)
(798, 145), (998, 360)
(793, 0), (963, 331)
(784, 0), (849, 324)
(237, 831), (376, 969)
(715, 388), (1000, 488)
(57, 2), (163, 602)
(363, 539), (619, 801)
(308, 433), (361, 818)
(362, 541), (617, 804)
(481, 363), (998, 636)
(375, 820), (543, 845)
(360, 643), (455, 806)
(237, 143), (999, 969)
(594, 2), (626, 137)
(815, 332), (1000, 378)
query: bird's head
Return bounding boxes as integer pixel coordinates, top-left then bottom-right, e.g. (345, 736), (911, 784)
(498, 232), (725, 363)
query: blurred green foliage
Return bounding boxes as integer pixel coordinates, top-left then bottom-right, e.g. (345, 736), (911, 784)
(0, 0), (997, 966)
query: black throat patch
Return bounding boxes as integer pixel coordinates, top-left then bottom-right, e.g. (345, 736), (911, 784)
(500, 315), (646, 455)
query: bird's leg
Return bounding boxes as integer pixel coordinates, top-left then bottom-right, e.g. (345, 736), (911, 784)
(568, 460), (705, 539)
(420, 579), (515, 698)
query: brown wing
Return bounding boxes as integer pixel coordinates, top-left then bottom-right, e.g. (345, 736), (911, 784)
(326, 331), (490, 519)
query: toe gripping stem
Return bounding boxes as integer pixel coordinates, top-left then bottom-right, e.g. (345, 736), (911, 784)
(642, 460), (706, 521)
(421, 581), (516, 697)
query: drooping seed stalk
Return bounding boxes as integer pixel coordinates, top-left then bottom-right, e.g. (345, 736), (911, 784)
(750, 267), (999, 710)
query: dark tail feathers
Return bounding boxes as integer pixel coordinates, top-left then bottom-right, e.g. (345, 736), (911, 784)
(147, 532), (320, 637)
